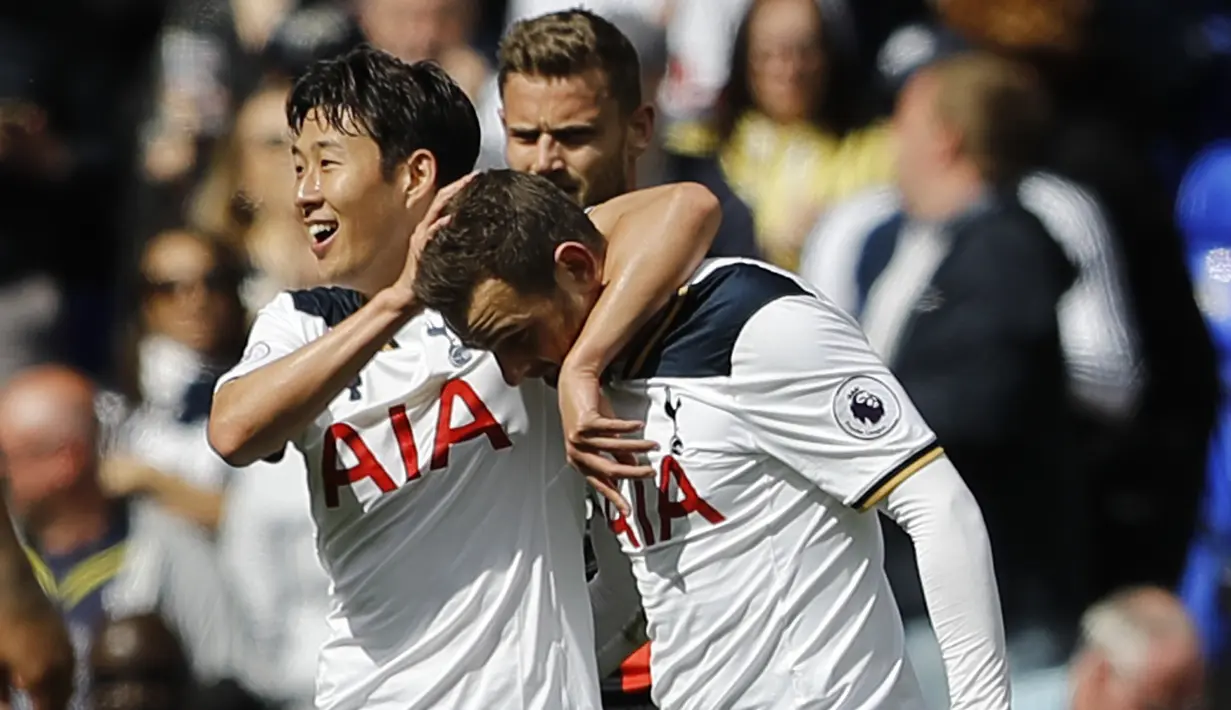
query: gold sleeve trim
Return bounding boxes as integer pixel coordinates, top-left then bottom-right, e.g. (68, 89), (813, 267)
(855, 444), (945, 512)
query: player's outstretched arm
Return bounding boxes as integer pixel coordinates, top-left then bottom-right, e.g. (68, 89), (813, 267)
(209, 288), (419, 466)
(210, 175), (473, 466)
(881, 458), (1011, 710)
(558, 183), (720, 489)
(575, 182), (720, 372)
(0, 495), (74, 710)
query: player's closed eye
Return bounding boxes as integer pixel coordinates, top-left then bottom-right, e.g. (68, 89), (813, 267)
(509, 129), (540, 144)
(551, 127), (595, 147)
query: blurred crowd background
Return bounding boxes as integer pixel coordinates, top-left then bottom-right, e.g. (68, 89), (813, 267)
(3, 0), (1231, 708)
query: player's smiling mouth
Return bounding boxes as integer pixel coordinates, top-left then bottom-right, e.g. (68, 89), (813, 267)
(307, 220), (339, 256)
(308, 221), (338, 242)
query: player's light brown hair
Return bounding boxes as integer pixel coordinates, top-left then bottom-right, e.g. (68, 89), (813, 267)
(927, 52), (1051, 184)
(497, 9), (643, 115)
(414, 170), (606, 347)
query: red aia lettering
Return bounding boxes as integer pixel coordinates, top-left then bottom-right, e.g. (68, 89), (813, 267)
(431, 379), (513, 469)
(657, 455), (724, 543)
(322, 422), (397, 508)
(606, 505), (641, 549)
(321, 378), (511, 508)
(605, 461), (722, 547)
(632, 480), (657, 547)
(390, 404), (420, 481)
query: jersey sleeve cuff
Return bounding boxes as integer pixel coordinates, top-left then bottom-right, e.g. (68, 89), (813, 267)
(851, 441), (944, 512)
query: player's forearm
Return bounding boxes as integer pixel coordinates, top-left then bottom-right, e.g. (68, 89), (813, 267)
(142, 469), (226, 531)
(882, 457), (1011, 710)
(209, 288), (417, 466)
(569, 183), (720, 373)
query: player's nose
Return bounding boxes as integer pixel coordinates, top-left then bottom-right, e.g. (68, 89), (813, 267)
(531, 135), (562, 174)
(295, 168), (324, 214)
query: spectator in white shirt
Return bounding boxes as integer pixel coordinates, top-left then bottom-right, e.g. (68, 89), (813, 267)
(102, 230), (248, 532)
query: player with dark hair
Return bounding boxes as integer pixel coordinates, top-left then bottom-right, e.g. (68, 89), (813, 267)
(208, 45), (719, 710)
(415, 169), (1013, 710)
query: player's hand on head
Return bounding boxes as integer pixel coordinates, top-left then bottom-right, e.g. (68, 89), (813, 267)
(557, 362), (655, 516)
(0, 590), (74, 710)
(401, 172), (478, 293)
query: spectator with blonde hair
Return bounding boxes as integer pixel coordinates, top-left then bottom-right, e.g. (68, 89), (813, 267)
(1070, 586), (1205, 710)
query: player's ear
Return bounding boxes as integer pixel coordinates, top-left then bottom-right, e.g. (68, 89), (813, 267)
(626, 103), (655, 159)
(552, 242), (601, 293)
(403, 149), (438, 208)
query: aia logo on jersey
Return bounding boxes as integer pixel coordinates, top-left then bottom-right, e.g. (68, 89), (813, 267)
(320, 378), (511, 508)
(834, 376), (901, 440)
(604, 387), (725, 549)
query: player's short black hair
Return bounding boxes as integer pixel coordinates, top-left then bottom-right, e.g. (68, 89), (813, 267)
(414, 170), (606, 343)
(287, 44), (480, 184)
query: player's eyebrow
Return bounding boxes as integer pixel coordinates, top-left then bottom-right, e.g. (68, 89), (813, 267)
(290, 139), (343, 157)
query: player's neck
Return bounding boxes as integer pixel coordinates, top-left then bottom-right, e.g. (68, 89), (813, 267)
(347, 251), (406, 298)
(903, 165), (986, 224)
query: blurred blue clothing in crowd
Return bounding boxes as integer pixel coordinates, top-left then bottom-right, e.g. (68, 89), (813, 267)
(1177, 142), (1231, 662)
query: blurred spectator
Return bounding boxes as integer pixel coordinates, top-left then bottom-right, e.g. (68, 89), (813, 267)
(140, 0), (296, 188)
(851, 0), (1217, 611)
(139, 1), (360, 233)
(1176, 142), (1231, 667)
(506, 0), (671, 28)
(854, 52), (1080, 706)
(666, 0), (891, 270)
(802, 24), (1142, 423)
(939, 0), (1089, 54)
(0, 1), (165, 379)
(218, 449), (330, 710)
(0, 365), (248, 709)
(357, 0), (490, 99)
(103, 230), (247, 532)
(1069, 587), (1205, 710)
(656, 0), (751, 122)
(190, 79), (321, 313)
(90, 613), (192, 710)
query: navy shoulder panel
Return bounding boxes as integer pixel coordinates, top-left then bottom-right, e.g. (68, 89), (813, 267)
(624, 263), (808, 380)
(288, 286), (367, 327)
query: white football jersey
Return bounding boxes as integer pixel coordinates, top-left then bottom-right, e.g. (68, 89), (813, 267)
(217, 288), (600, 710)
(599, 259), (938, 710)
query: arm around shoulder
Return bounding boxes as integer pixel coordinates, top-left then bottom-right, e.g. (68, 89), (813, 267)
(568, 182), (721, 373)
